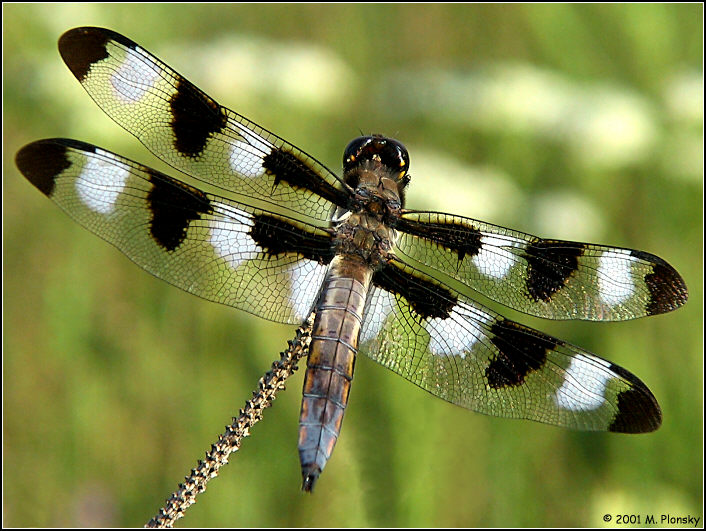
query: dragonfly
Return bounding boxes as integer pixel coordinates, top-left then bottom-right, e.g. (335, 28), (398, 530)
(16, 27), (688, 492)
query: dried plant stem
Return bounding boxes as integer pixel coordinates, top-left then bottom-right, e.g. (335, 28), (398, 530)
(145, 313), (314, 528)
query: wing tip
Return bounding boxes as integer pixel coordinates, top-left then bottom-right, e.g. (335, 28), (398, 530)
(58, 27), (136, 83)
(608, 364), (663, 434)
(16, 139), (73, 197)
(630, 249), (688, 315)
(646, 262), (689, 316)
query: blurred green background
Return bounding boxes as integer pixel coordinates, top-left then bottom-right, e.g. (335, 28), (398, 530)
(3, 3), (702, 527)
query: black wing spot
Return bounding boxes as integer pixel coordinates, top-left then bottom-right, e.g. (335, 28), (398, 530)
(263, 148), (349, 208)
(169, 77), (228, 158)
(16, 139), (78, 197)
(485, 319), (555, 388)
(147, 170), (212, 251)
(372, 262), (456, 320)
(249, 214), (335, 264)
(524, 239), (584, 302)
(397, 218), (483, 262)
(629, 250), (688, 315)
(607, 363), (662, 433)
(58, 27), (116, 82)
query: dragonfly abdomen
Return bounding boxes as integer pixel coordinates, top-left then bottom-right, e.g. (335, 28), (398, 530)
(298, 256), (372, 492)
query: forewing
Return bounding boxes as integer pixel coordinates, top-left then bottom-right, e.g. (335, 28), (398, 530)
(396, 211), (687, 321)
(359, 258), (661, 433)
(57, 26), (350, 222)
(16, 138), (335, 325)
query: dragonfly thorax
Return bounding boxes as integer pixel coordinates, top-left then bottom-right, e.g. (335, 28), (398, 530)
(332, 210), (398, 268)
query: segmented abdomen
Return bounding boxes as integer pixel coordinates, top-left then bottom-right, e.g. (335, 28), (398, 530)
(298, 256), (372, 491)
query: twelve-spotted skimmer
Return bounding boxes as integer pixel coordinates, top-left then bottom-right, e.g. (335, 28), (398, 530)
(16, 27), (688, 492)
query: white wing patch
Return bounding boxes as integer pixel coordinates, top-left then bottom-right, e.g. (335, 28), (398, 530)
(597, 249), (635, 306)
(75, 149), (129, 214)
(283, 260), (329, 321)
(427, 304), (492, 357)
(473, 234), (517, 280)
(555, 354), (612, 411)
(360, 288), (396, 344)
(111, 46), (161, 104)
(229, 140), (267, 179)
(209, 204), (260, 268)
(228, 124), (273, 178)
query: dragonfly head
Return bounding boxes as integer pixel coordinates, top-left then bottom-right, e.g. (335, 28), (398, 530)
(343, 135), (410, 208)
(344, 135), (409, 181)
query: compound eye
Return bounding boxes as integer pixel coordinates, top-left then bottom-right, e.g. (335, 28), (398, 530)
(343, 136), (410, 179)
(343, 136), (372, 169)
(387, 139), (410, 180)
